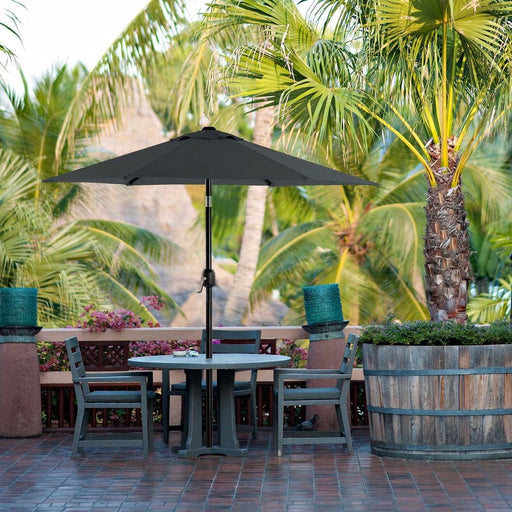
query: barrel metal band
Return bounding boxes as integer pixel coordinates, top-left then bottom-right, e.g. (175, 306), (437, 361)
(367, 406), (512, 416)
(371, 439), (512, 452)
(364, 367), (512, 376)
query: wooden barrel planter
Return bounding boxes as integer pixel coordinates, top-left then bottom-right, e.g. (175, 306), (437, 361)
(362, 343), (512, 460)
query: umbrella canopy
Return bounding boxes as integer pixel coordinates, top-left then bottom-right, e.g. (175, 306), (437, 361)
(44, 127), (375, 186)
(44, 126), (376, 449)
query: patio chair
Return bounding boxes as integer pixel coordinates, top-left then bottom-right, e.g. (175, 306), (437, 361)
(65, 336), (156, 458)
(273, 333), (359, 456)
(168, 329), (261, 439)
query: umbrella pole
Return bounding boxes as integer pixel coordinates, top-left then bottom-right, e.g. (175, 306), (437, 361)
(205, 178), (214, 448)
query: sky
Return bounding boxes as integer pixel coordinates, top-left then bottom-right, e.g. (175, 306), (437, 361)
(4, 0), (205, 87)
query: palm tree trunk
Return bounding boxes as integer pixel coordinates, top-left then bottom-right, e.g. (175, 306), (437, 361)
(424, 140), (472, 323)
(221, 107), (274, 325)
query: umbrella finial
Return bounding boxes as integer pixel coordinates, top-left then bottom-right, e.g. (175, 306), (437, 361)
(199, 113), (210, 128)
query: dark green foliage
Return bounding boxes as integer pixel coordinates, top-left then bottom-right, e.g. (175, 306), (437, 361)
(361, 319), (512, 346)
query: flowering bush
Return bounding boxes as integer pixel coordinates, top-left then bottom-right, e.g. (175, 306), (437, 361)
(38, 341), (68, 371)
(75, 306), (144, 332)
(129, 339), (199, 357)
(75, 296), (164, 332)
(140, 295), (164, 311)
(277, 339), (308, 368)
(37, 296), (198, 371)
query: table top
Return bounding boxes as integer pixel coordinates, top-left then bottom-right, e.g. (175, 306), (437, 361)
(128, 353), (290, 370)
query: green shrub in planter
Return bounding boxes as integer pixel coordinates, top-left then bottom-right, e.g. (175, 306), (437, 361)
(360, 319), (512, 346)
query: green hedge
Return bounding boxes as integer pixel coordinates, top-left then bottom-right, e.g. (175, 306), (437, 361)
(360, 320), (512, 346)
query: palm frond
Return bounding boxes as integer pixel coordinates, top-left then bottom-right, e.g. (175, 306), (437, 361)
(55, 0), (186, 162)
(94, 270), (180, 318)
(363, 202), (425, 272)
(254, 222), (335, 292)
(467, 278), (511, 323)
(0, 1), (25, 62)
(78, 219), (181, 264)
(463, 147), (512, 225)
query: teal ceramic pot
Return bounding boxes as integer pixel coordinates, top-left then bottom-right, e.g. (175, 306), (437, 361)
(302, 284), (348, 340)
(303, 284), (344, 325)
(0, 288), (38, 327)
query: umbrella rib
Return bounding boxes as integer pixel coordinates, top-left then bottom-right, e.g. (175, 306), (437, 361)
(238, 140), (373, 185)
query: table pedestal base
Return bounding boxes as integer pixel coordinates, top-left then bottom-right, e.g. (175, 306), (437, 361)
(171, 368), (247, 457)
(172, 444), (248, 458)
(131, 352), (291, 458)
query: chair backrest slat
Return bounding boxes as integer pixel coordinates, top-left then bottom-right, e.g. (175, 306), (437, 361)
(65, 337), (91, 397)
(200, 329), (261, 354)
(200, 330), (261, 391)
(337, 334), (359, 390)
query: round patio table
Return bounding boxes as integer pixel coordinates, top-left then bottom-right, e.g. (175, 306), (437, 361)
(128, 353), (290, 457)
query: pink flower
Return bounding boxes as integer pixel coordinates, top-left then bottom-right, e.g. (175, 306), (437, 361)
(74, 296), (165, 332)
(278, 339), (309, 368)
(140, 296), (164, 311)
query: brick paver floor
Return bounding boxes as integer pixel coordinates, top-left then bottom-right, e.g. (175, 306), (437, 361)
(2, 428), (512, 511)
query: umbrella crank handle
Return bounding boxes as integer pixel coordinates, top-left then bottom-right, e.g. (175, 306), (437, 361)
(197, 269), (216, 293)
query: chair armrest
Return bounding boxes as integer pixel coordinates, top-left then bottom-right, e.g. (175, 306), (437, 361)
(274, 369), (352, 385)
(88, 371), (153, 387)
(75, 375), (152, 391)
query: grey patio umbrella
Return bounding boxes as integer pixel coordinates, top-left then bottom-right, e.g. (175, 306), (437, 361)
(44, 126), (376, 448)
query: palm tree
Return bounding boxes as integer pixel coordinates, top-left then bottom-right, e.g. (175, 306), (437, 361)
(54, 0), (186, 161)
(144, 13), (277, 325)
(214, 0), (512, 323)
(8, 1), (199, 323)
(253, 129), (429, 324)
(221, 108), (274, 324)
(0, 0), (24, 68)
(199, 0), (423, 323)
(0, 1), (194, 323)
(0, 64), (92, 210)
(0, 147), (172, 325)
(0, 64), (182, 324)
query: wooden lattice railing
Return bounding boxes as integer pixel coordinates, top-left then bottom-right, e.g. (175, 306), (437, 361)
(37, 326), (366, 431)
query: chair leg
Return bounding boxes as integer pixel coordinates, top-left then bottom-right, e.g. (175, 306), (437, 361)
(273, 389), (284, 456)
(72, 407), (88, 458)
(335, 403), (344, 434)
(250, 394), (258, 440)
(141, 402), (150, 457)
(148, 399), (155, 452)
(337, 404), (353, 454)
(162, 370), (170, 444)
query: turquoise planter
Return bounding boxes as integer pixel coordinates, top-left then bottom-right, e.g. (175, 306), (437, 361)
(303, 284), (344, 325)
(302, 284), (348, 341)
(0, 288), (38, 327)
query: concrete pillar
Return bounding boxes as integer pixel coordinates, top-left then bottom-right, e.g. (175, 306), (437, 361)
(0, 288), (42, 437)
(0, 338), (42, 437)
(302, 283), (349, 431)
(306, 336), (347, 431)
